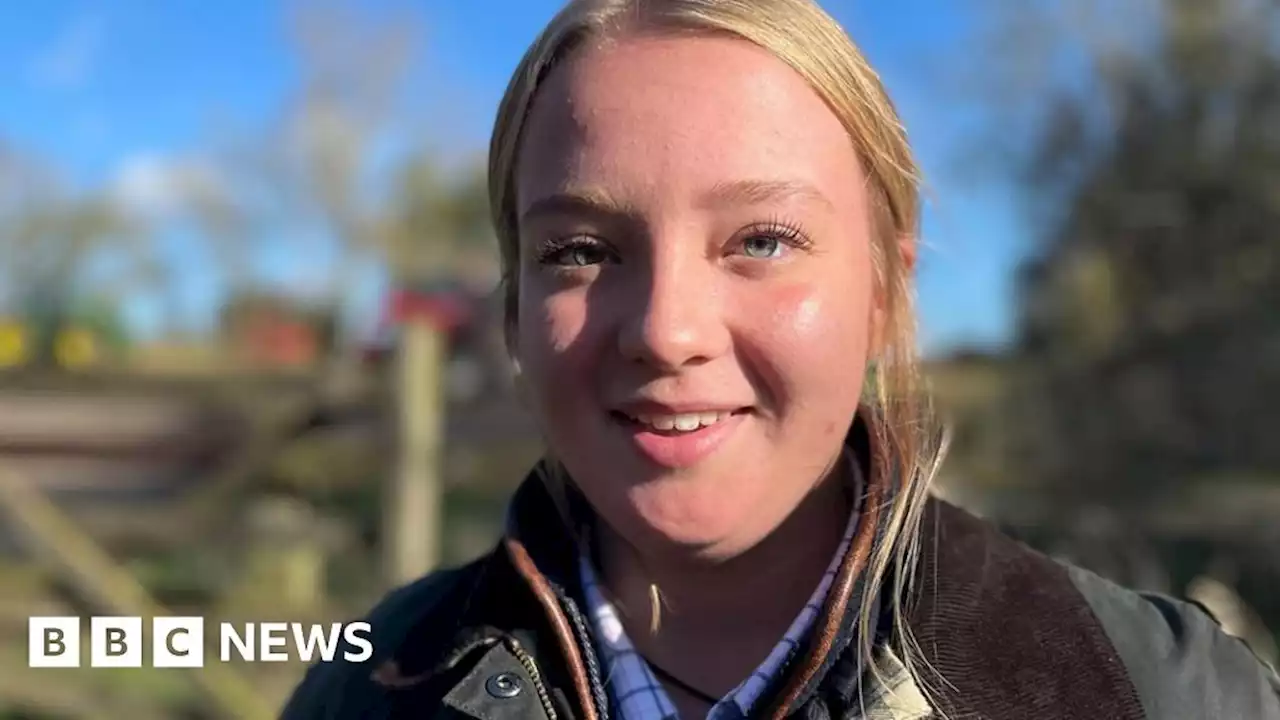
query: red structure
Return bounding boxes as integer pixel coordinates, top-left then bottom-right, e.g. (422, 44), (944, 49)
(221, 294), (326, 369)
(363, 283), (479, 367)
(239, 317), (318, 367)
(384, 288), (473, 333)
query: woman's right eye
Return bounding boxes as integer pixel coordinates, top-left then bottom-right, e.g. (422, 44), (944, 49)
(538, 238), (614, 267)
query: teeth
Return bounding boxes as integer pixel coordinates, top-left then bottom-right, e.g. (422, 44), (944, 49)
(674, 415), (700, 431)
(630, 411), (731, 432)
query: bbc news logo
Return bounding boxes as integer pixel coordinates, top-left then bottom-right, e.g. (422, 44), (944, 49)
(29, 617), (373, 668)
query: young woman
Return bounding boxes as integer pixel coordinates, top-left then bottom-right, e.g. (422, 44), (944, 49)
(283, 0), (1280, 718)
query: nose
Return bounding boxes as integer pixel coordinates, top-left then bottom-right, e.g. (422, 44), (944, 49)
(615, 253), (729, 370)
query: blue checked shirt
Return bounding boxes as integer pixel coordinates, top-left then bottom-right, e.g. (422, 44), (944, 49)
(577, 453), (862, 720)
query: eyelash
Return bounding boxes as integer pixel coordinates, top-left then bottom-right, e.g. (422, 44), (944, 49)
(738, 218), (813, 254)
(535, 236), (613, 266)
(533, 217), (814, 267)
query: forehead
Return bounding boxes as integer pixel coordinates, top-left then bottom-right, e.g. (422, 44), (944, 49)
(515, 33), (865, 212)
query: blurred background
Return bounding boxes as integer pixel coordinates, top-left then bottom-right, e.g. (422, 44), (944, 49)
(0, 0), (1277, 717)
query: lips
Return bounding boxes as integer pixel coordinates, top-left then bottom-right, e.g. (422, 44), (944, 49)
(608, 405), (751, 468)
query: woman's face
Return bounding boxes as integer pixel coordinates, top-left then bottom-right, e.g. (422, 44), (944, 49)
(513, 33), (879, 558)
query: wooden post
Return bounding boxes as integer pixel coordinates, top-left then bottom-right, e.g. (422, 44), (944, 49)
(385, 318), (445, 587)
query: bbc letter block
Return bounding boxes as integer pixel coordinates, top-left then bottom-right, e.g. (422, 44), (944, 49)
(29, 617), (80, 668)
(153, 617), (204, 668)
(91, 616), (143, 667)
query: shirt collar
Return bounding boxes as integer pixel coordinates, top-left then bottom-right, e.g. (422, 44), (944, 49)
(576, 447), (865, 719)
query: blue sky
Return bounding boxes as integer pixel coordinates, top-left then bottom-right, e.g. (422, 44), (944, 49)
(0, 0), (1029, 354)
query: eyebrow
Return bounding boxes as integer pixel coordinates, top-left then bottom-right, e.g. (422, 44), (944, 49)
(517, 178), (832, 226)
(519, 188), (637, 226)
(700, 179), (834, 211)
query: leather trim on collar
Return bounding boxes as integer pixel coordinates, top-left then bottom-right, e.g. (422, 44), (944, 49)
(763, 435), (889, 717)
(503, 537), (601, 720)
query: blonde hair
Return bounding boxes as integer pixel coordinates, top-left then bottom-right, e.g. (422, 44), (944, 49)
(486, 0), (950, 701)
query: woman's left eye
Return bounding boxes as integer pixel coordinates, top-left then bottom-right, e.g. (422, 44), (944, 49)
(739, 233), (785, 259)
(731, 221), (809, 260)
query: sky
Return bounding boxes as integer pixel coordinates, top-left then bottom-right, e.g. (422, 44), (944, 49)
(0, 0), (1031, 355)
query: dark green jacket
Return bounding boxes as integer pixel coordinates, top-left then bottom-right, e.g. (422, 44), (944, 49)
(281, 422), (1280, 719)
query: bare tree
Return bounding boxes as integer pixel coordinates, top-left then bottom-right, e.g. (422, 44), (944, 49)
(0, 142), (160, 356)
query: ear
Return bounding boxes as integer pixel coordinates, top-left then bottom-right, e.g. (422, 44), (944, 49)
(504, 319), (519, 365)
(898, 232), (918, 274)
(868, 233), (916, 357)
(507, 337), (530, 408)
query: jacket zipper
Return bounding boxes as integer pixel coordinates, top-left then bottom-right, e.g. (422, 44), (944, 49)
(503, 635), (560, 720)
(551, 585), (611, 720)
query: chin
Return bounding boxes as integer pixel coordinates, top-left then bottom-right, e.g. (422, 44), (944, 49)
(623, 480), (753, 552)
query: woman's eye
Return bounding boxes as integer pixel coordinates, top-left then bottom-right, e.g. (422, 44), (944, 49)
(741, 234), (784, 259)
(564, 246), (604, 266)
(542, 240), (612, 267)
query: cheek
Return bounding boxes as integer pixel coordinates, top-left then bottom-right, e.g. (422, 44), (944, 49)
(760, 281), (870, 359)
(745, 280), (872, 421)
(516, 283), (600, 406)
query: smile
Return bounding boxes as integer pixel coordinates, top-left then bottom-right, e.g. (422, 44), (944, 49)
(621, 410), (734, 433)
(609, 407), (750, 468)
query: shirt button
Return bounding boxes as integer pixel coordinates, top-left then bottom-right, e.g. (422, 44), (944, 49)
(485, 672), (524, 699)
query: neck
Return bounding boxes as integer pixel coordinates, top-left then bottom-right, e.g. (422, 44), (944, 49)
(594, 460), (855, 699)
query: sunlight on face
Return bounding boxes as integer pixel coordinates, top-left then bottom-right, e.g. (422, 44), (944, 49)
(513, 33), (877, 558)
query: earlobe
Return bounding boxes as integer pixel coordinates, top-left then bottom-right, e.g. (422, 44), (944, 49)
(898, 232), (918, 274)
(511, 363), (533, 410)
(867, 234), (914, 357)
